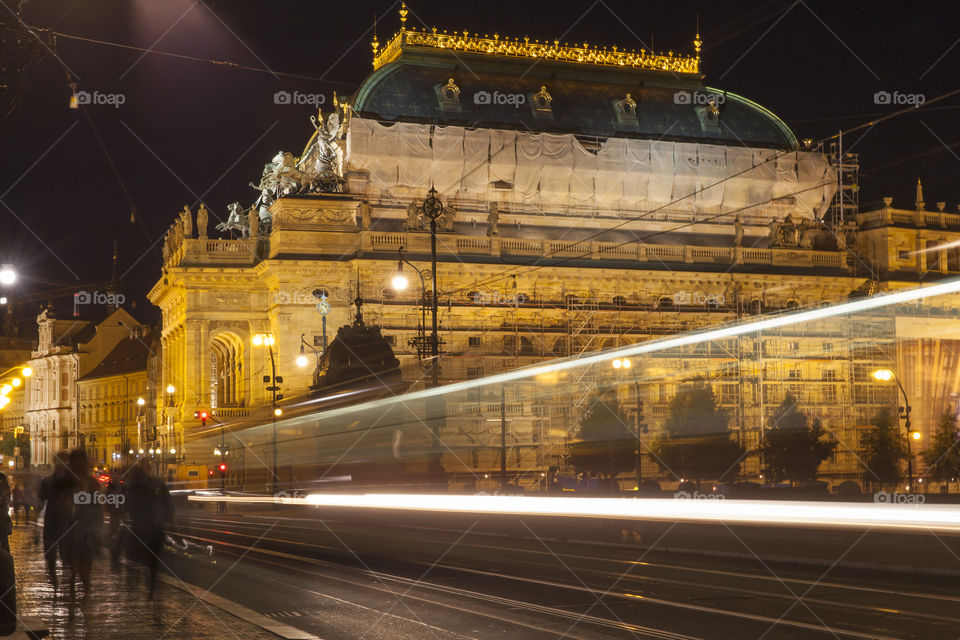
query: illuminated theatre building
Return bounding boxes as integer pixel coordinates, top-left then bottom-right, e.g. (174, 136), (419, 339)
(148, 13), (960, 490)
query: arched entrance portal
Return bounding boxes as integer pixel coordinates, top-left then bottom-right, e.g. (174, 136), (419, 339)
(210, 332), (245, 409)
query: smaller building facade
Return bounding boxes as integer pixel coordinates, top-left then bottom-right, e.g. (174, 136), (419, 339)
(77, 328), (156, 470)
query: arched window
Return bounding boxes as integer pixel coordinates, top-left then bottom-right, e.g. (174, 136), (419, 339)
(210, 332), (245, 408)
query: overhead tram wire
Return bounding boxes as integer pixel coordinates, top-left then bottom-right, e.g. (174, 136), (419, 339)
(440, 85), (960, 299)
(36, 29), (357, 87)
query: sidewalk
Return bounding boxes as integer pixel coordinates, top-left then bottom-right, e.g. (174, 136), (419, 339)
(9, 524), (278, 639)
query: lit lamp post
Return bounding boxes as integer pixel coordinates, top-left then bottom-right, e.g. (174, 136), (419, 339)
(297, 333), (322, 386)
(0, 265), (16, 286)
(613, 358), (645, 491)
(873, 368), (921, 493)
(253, 333), (282, 495)
(391, 188), (446, 480)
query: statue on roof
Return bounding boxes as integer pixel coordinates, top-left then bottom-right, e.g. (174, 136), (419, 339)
(733, 217), (743, 246)
(216, 202), (247, 236)
(403, 202), (423, 230)
(299, 104), (347, 194)
(197, 203), (209, 239)
(487, 202), (500, 237)
(180, 205), (193, 238)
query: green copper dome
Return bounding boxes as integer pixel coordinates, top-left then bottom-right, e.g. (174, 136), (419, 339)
(353, 46), (798, 150)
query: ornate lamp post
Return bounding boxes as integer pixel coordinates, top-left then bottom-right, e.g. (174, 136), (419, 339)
(873, 368), (921, 493)
(391, 188), (446, 480)
(613, 358), (645, 491)
(253, 333), (281, 495)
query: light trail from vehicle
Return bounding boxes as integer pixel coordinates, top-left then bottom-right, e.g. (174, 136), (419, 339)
(187, 493), (960, 533)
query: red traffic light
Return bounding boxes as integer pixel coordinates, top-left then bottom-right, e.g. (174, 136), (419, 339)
(194, 410), (209, 426)
(218, 463), (227, 472)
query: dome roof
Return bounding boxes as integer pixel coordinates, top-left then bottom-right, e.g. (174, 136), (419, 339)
(352, 45), (797, 150)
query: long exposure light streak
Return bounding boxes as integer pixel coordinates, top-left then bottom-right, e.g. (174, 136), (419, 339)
(186, 493), (960, 533)
(270, 277), (960, 426)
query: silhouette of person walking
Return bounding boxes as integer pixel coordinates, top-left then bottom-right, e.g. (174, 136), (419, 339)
(38, 451), (71, 590)
(63, 449), (101, 602)
(124, 460), (172, 596)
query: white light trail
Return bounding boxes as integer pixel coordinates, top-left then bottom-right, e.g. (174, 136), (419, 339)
(267, 276), (960, 426)
(186, 493), (960, 533)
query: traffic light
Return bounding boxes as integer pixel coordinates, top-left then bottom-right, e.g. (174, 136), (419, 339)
(637, 400), (648, 433)
(194, 410), (209, 426)
(218, 463), (227, 476)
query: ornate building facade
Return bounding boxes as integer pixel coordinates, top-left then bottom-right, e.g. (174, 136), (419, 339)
(148, 13), (960, 489)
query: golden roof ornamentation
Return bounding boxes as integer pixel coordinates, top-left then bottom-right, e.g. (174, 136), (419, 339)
(372, 26), (701, 74)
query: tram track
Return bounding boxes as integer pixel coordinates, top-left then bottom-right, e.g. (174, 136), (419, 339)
(168, 513), (960, 638)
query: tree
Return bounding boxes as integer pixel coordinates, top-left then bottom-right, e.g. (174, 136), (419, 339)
(567, 392), (635, 479)
(862, 406), (907, 491)
(922, 410), (960, 489)
(650, 384), (744, 488)
(757, 394), (837, 484)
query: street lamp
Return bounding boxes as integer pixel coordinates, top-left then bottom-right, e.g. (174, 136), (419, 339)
(873, 368), (920, 492)
(254, 333), (281, 494)
(0, 265), (16, 286)
(297, 333), (322, 386)
(612, 358), (644, 491)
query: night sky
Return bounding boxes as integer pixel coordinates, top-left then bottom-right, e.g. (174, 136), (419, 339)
(1, 0), (958, 326)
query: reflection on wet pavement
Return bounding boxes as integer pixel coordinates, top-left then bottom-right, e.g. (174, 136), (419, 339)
(11, 524), (274, 639)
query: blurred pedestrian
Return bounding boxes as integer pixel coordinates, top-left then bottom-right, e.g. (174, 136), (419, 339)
(124, 460), (172, 596)
(0, 474), (11, 552)
(39, 451), (71, 590)
(23, 484), (36, 525)
(63, 449), (101, 601)
(11, 483), (24, 526)
(104, 473), (124, 569)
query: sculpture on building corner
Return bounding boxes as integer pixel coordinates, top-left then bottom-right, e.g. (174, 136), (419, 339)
(359, 200), (372, 230)
(487, 202), (500, 237)
(197, 203), (209, 239)
(403, 202), (422, 230)
(180, 205), (193, 238)
(216, 202), (247, 236)
(733, 216), (743, 246)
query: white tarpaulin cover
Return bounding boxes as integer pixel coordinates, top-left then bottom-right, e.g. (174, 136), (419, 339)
(345, 117), (837, 218)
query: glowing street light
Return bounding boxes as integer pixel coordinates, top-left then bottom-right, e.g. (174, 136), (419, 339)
(296, 353), (309, 368)
(166, 384), (175, 395)
(137, 397), (145, 406)
(21, 367), (31, 378)
(0, 265), (16, 285)
(612, 358), (632, 369)
(872, 368), (919, 493)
